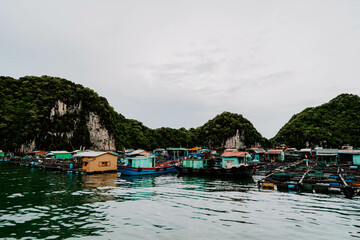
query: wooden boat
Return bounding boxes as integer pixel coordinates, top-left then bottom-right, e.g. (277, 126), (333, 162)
(175, 151), (255, 178)
(118, 154), (177, 176)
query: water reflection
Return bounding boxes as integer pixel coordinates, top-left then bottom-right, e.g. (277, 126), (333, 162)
(179, 176), (255, 192)
(0, 164), (118, 239)
(80, 172), (119, 202)
(1, 163), (360, 239)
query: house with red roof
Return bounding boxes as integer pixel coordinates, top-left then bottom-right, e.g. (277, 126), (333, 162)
(265, 149), (285, 162)
(221, 151), (251, 168)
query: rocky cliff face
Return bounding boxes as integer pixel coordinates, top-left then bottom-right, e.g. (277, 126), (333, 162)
(0, 76), (266, 153)
(19, 139), (36, 153)
(0, 76), (120, 153)
(50, 100), (82, 120)
(224, 129), (245, 149)
(48, 101), (116, 151)
(87, 112), (116, 151)
(196, 112), (265, 150)
(17, 102), (116, 153)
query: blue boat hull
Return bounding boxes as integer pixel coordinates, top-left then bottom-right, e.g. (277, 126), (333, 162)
(118, 165), (178, 176)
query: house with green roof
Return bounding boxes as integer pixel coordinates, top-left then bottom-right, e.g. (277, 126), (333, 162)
(47, 151), (72, 159)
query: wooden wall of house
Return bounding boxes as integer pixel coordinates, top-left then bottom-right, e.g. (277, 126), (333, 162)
(82, 154), (117, 173)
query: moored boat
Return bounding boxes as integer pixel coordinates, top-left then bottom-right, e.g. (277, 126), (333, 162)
(176, 151), (256, 178)
(118, 153), (177, 176)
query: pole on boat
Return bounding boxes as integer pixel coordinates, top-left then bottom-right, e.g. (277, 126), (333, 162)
(338, 166), (355, 198)
(297, 165), (313, 190)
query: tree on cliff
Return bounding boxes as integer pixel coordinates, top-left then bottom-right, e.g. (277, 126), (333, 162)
(0, 76), (267, 152)
(272, 94), (360, 149)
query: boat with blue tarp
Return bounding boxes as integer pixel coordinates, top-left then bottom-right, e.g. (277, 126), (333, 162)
(176, 150), (256, 178)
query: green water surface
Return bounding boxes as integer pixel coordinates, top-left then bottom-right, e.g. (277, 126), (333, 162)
(0, 163), (359, 239)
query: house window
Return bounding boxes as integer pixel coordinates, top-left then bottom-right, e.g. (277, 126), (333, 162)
(99, 161), (110, 167)
(83, 162), (88, 166)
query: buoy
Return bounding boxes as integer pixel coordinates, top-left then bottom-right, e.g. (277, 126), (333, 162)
(262, 182), (275, 189)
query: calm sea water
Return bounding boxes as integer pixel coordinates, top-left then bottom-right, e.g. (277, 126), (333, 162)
(0, 162), (359, 240)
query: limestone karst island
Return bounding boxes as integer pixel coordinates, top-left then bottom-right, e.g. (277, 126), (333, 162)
(1, 76), (360, 239)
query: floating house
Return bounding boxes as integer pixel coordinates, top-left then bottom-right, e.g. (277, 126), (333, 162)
(265, 149), (285, 162)
(221, 152), (251, 168)
(124, 149), (156, 168)
(316, 149), (338, 166)
(181, 157), (216, 169)
(299, 149), (315, 159)
(180, 148), (217, 169)
(153, 148), (166, 156)
(284, 148), (301, 161)
(338, 150), (360, 166)
(126, 149), (151, 157)
(125, 155), (156, 168)
(119, 151), (177, 175)
(46, 151), (72, 159)
(73, 151), (118, 173)
(72, 150), (83, 156)
(246, 148), (266, 160)
(34, 150), (47, 157)
(177, 151), (255, 178)
(123, 149), (135, 155)
(184, 148), (201, 157)
(183, 148), (213, 159)
(166, 148), (185, 160)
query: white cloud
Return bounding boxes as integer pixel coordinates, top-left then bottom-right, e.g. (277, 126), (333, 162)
(1, 0), (360, 139)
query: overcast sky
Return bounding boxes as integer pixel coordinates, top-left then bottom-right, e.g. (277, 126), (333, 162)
(1, 0), (360, 138)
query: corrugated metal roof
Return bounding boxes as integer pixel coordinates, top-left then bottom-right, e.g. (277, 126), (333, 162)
(247, 148), (266, 153)
(127, 155), (155, 159)
(339, 150), (360, 154)
(166, 148), (186, 151)
(73, 151), (116, 158)
(266, 150), (283, 154)
(49, 151), (71, 154)
(127, 149), (151, 156)
(221, 152), (247, 157)
(316, 149), (338, 156)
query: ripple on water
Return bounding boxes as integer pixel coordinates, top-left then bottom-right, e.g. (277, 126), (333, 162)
(1, 164), (360, 239)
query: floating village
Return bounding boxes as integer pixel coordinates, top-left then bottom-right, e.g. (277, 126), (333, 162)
(1, 145), (360, 198)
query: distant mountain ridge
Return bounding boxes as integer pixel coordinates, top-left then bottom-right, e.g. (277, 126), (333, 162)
(0, 76), (266, 152)
(272, 94), (360, 149)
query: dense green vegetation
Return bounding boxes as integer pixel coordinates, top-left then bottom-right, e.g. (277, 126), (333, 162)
(0, 76), (124, 151)
(195, 112), (269, 149)
(106, 112), (266, 150)
(0, 76), (265, 152)
(272, 94), (360, 149)
(3, 76), (358, 152)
